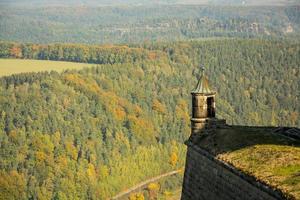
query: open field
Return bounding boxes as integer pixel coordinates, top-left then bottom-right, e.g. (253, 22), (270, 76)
(0, 58), (96, 77)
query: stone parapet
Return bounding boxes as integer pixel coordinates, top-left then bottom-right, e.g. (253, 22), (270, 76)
(181, 141), (288, 200)
(191, 118), (227, 134)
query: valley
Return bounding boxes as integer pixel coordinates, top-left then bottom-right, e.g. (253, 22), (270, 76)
(0, 39), (299, 199)
(0, 1), (299, 199)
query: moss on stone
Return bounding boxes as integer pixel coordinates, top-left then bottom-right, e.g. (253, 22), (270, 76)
(192, 126), (300, 199)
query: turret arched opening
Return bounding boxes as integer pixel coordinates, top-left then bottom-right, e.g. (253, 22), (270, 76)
(207, 96), (215, 118)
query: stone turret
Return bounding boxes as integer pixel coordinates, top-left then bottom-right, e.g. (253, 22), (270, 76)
(182, 67), (296, 200)
(191, 67), (225, 134)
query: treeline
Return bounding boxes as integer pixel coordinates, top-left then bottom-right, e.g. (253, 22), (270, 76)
(0, 42), (165, 65)
(0, 39), (299, 199)
(0, 5), (299, 44)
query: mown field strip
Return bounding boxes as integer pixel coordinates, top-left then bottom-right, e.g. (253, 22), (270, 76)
(0, 58), (96, 76)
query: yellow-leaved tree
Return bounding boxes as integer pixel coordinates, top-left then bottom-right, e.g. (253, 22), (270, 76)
(147, 183), (160, 200)
(170, 152), (178, 167)
(129, 193), (145, 200)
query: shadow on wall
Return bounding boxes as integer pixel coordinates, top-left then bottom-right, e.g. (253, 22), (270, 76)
(189, 125), (300, 156)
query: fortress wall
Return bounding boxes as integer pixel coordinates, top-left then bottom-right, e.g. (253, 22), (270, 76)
(181, 142), (286, 200)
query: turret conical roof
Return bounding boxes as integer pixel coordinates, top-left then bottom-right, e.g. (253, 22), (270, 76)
(191, 66), (215, 94)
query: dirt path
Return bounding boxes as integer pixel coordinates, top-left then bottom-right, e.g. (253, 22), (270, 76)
(111, 169), (182, 200)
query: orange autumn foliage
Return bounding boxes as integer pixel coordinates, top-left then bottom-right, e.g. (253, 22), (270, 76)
(114, 107), (126, 121)
(10, 46), (22, 58)
(148, 52), (157, 60)
(169, 152), (178, 167)
(0, 170), (26, 200)
(152, 99), (166, 114)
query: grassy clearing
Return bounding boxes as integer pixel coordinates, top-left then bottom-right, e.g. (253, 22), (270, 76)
(0, 58), (96, 77)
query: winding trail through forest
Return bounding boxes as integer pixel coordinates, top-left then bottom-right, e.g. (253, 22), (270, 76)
(111, 169), (183, 200)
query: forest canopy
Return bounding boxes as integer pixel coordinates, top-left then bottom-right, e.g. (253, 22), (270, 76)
(0, 39), (299, 199)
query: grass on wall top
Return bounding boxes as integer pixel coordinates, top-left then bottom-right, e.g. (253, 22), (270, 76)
(195, 126), (300, 199)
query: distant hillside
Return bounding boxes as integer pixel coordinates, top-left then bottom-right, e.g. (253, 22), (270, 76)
(0, 0), (298, 6)
(0, 39), (299, 199)
(0, 5), (299, 44)
(209, 0), (298, 6)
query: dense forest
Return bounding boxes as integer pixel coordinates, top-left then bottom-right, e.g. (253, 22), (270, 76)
(0, 5), (299, 44)
(0, 39), (299, 199)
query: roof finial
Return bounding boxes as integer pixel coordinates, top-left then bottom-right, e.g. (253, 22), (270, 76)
(200, 64), (205, 72)
(199, 64), (205, 78)
(192, 64), (213, 94)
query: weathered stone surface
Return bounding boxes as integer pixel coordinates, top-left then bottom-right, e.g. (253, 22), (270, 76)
(181, 144), (285, 200)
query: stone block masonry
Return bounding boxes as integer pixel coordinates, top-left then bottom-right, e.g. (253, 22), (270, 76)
(181, 141), (286, 200)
